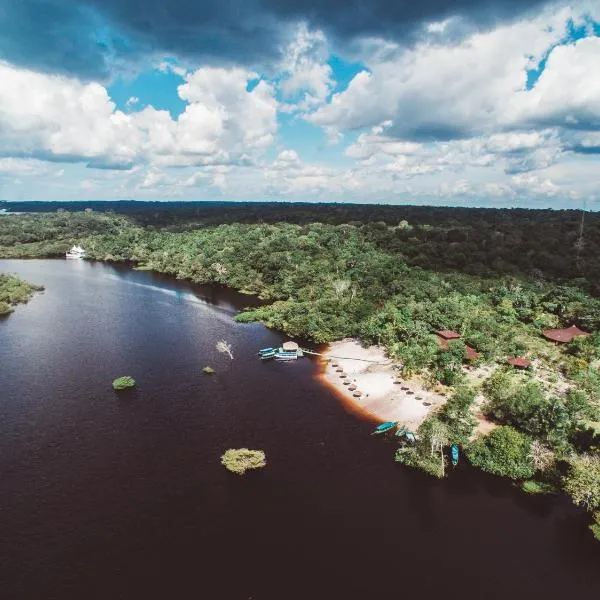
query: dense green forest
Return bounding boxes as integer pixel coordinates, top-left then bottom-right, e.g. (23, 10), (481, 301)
(2, 202), (599, 285)
(1, 204), (599, 539)
(0, 273), (43, 315)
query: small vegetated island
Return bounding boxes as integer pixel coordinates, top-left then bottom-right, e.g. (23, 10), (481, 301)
(1, 204), (599, 539)
(0, 272), (43, 315)
(221, 449), (267, 475)
(112, 376), (136, 391)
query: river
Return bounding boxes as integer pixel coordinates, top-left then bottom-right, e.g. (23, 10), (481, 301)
(1, 259), (598, 600)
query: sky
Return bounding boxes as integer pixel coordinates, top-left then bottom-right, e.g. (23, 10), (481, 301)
(0, 0), (599, 208)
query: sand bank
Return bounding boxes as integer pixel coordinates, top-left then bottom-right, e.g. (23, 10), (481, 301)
(319, 339), (447, 429)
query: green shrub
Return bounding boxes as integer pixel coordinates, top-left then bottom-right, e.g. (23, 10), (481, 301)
(0, 273), (43, 314)
(467, 426), (534, 479)
(483, 369), (514, 404)
(0, 300), (11, 315)
(521, 480), (557, 495)
(572, 367), (600, 402)
(395, 446), (445, 478)
(437, 367), (461, 386)
(221, 449), (266, 475)
(562, 454), (600, 511)
(486, 381), (572, 446)
(439, 385), (477, 444)
(568, 334), (600, 361)
(566, 389), (598, 423)
(590, 512), (600, 542)
(486, 381), (544, 424)
(112, 376), (136, 391)
(395, 417), (450, 478)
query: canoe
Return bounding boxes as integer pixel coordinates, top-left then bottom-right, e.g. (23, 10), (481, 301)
(372, 421), (397, 435)
(451, 444), (459, 466)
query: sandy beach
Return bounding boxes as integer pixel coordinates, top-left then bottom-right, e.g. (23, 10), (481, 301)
(319, 339), (447, 429)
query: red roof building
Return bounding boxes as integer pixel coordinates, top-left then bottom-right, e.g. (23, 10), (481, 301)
(542, 325), (589, 344)
(465, 345), (481, 361)
(436, 330), (461, 340)
(436, 330), (461, 351)
(507, 357), (531, 369)
(435, 330), (481, 361)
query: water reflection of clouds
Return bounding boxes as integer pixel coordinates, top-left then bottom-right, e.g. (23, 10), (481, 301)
(65, 259), (87, 271)
(106, 275), (238, 317)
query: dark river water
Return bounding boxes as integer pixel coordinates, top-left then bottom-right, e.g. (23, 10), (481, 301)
(1, 259), (599, 600)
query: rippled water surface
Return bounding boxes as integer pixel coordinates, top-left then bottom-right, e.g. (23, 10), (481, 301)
(1, 259), (599, 600)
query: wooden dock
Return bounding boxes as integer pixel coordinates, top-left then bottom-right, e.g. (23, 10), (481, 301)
(301, 348), (387, 364)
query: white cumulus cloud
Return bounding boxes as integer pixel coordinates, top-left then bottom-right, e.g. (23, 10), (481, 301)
(278, 25), (335, 113)
(0, 62), (278, 169)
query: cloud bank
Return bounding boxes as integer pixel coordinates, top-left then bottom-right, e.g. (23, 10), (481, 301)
(0, 0), (598, 207)
(1, 0), (553, 79)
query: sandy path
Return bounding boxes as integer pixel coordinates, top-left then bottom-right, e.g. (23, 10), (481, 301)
(318, 339), (446, 429)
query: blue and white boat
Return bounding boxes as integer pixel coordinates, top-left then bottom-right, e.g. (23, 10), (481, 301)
(371, 421), (398, 435)
(275, 351), (299, 361)
(451, 444), (459, 466)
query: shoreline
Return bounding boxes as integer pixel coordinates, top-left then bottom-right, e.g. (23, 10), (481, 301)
(317, 339), (448, 430)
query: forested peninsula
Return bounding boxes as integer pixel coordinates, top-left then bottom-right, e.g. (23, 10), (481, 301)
(1, 203), (599, 539)
(0, 272), (43, 316)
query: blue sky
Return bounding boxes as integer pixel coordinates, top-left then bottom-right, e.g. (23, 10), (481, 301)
(109, 68), (189, 118)
(0, 1), (599, 208)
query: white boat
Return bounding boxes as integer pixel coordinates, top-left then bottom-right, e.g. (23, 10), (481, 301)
(275, 350), (299, 361)
(65, 245), (86, 260)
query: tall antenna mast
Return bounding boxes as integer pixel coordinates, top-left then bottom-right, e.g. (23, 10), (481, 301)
(575, 198), (587, 270)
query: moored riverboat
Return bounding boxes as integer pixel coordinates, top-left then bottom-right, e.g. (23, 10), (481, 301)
(65, 245), (86, 260)
(259, 341), (305, 361)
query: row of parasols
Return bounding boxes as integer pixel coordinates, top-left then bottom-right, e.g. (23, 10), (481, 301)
(331, 362), (363, 398)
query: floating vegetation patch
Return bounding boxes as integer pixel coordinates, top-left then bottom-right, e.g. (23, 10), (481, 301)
(112, 376), (136, 391)
(220, 449), (266, 475)
(521, 480), (557, 495)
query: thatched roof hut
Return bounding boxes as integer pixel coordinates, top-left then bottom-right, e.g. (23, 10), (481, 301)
(282, 341), (299, 352)
(436, 330), (461, 350)
(542, 325), (589, 344)
(437, 330), (461, 340)
(465, 345), (481, 361)
(507, 357), (531, 369)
